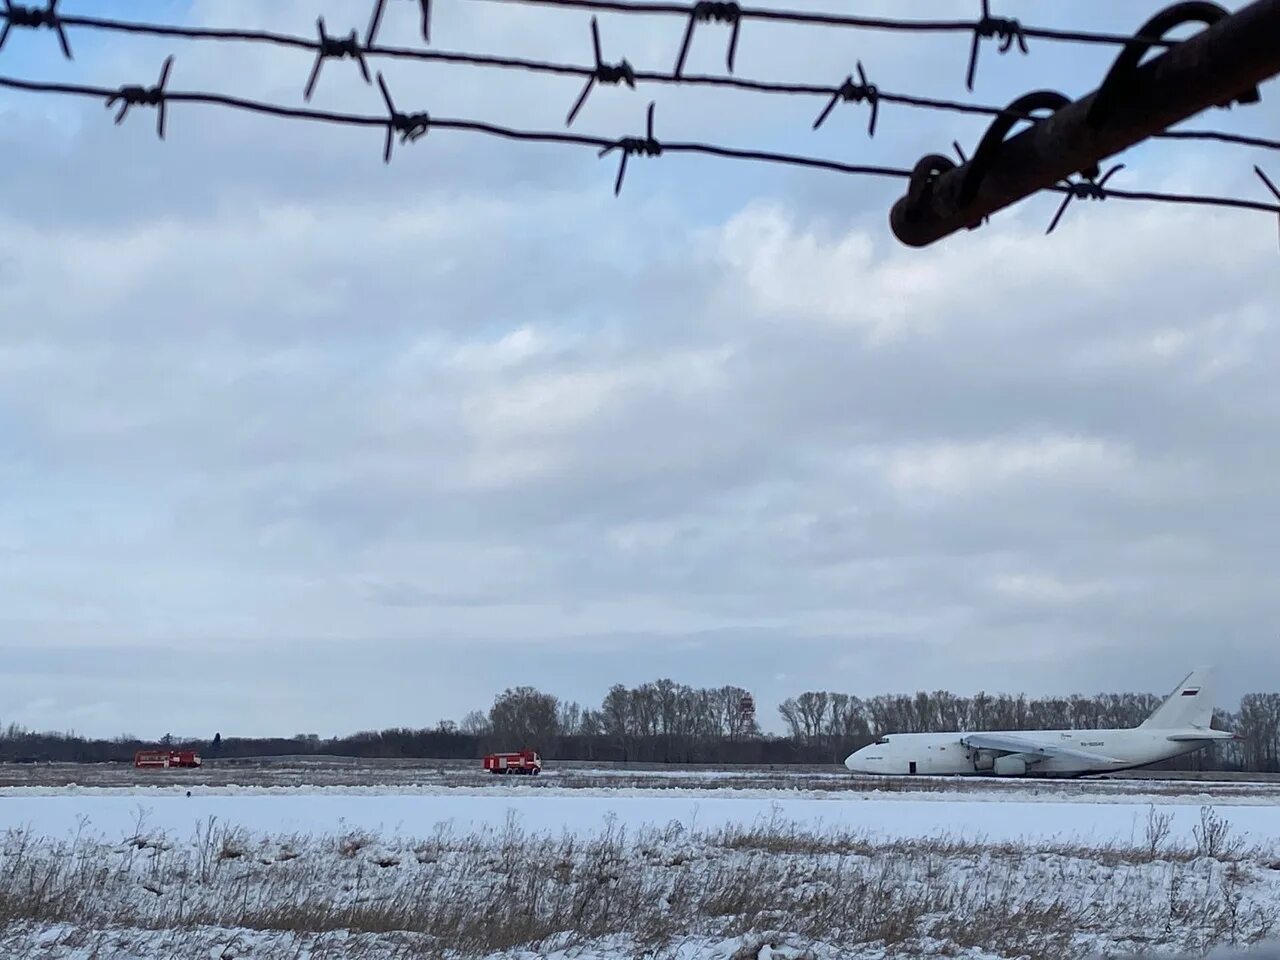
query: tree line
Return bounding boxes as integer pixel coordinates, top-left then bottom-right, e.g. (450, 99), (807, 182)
(3, 683), (1279, 772)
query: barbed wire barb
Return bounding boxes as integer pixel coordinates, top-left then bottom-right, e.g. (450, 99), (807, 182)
(366, 0), (432, 47)
(1046, 163), (1125, 234)
(674, 2), (742, 78)
(1256, 166), (1280, 247)
(967, 0), (1028, 91)
(566, 17), (635, 127)
(376, 72), (430, 164)
(104, 54), (172, 140)
(0, 0), (70, 59)
(598, 101), (661, 195)
(812, 61), (879, 137)
(305, 16), (371, 102)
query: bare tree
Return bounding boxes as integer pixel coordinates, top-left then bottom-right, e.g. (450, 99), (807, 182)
(1237, 693), (1280, 771)
(460, 710), (491, 736)
(600, 685), (630, 738)
(777, 697), (804, 740)
(557, 700), (584, 738)
(578, 709), (604, 737)
(489, 687), (560, 746)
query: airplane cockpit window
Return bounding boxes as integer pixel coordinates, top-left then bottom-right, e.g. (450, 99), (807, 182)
(875, 737), (890, 745)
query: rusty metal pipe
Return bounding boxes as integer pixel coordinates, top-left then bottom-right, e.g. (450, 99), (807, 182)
(890, 0), (1280, 247)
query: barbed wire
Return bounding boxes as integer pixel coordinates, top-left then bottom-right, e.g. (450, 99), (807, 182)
(0, 72), (911, 184)
(456, 0), (1180, 53)
(2, 0), (1278, 244)
(3, 5), (1275, 153)
(449, 0), (1203, 95)
(2, 70), (1277, 232)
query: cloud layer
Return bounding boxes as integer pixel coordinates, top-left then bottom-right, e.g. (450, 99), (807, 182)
(1, 0), (1277, 736)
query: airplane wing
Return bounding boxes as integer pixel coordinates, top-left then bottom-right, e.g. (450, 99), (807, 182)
(960, 732), (1121, 765)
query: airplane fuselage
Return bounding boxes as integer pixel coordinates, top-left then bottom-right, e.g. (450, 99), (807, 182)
(844, 727), (1226, 777)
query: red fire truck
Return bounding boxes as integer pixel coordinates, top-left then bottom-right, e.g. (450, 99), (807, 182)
(482, 749), (542, 775)
(134, 749), (202, 769)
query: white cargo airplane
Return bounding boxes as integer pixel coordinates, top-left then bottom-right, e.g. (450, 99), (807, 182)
(844, 668), (1235, 777)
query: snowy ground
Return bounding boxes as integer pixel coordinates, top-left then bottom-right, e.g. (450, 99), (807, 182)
(6, 789), (1280, 850)
(4, 768), (1280, 959)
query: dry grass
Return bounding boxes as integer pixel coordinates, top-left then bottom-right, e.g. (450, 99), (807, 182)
(712, 804), (1264, 867)
(1, 808), (1278, 959)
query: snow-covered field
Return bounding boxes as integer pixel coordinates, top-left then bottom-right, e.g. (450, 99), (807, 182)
(6, 788), (1280, 849)
(4, 768), (1280, 959)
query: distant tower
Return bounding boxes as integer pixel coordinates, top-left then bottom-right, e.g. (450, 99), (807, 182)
(737, 692), (756, 736)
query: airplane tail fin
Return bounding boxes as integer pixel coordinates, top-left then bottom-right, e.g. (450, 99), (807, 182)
(1138, 667), (1215, 730)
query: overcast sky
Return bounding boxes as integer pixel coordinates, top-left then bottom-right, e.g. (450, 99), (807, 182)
(1, 1), (1277, 739)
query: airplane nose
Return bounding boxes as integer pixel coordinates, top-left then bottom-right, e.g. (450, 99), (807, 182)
(844, 751), (863, 772)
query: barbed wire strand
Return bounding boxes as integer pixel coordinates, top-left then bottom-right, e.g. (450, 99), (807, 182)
(1, 7), (1275, 154)
(2, 72), (1277, 226)
(11, 0), (1178, 55)
(0, 72), (910, 181)
(456, 0), (1178, 50)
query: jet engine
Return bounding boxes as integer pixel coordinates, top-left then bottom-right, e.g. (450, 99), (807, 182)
(971, 750), (996, 771)
(993, 755), (1027, 776)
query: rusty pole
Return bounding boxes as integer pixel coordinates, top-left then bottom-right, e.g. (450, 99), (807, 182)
(890, 0), (1280, 247)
